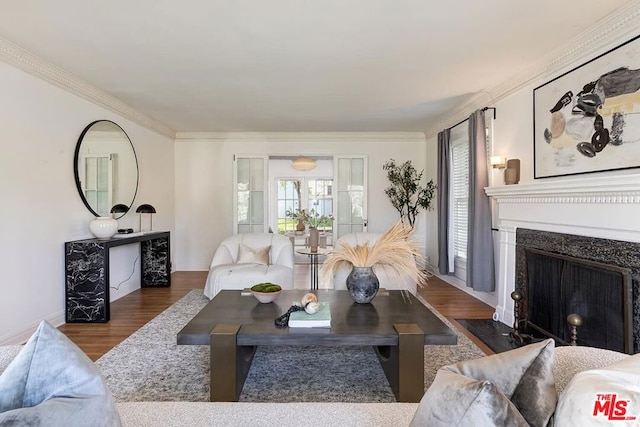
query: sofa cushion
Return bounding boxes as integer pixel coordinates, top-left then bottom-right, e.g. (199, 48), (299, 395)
(410, 338), (556, 427)
(409, 369), (529, 427)
(0, 320), (121, 427)
(554, 353), (640, 425)
(0, 345), (22, 376)
(553, 345), (630, 395)
(237, 243), (270, 265)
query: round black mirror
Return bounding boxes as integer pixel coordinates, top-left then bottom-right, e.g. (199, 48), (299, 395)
(74, 120), (139, 218)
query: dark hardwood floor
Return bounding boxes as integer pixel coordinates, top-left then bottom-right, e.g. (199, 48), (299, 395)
(58, 268), (495, 361)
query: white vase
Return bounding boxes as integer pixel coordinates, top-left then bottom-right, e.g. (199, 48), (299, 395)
(89, 217), (118, 239)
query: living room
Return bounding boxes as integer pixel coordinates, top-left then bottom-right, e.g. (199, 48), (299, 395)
(2, 1), (640, 425)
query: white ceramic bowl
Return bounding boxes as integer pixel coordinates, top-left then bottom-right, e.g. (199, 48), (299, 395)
(251, 290), (282, 303)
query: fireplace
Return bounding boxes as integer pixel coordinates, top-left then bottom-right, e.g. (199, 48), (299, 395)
(516, 229), (640, 354)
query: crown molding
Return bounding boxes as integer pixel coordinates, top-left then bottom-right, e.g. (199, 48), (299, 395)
(424, 0), (640, 138)
(0, 36), (175, 139)
(174, 131), (427, 143)
(485, 173), (640, 204)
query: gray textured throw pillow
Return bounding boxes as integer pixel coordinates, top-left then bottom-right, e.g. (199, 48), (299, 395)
(410, 338), (557, 427)
(0, 320), (121, 427)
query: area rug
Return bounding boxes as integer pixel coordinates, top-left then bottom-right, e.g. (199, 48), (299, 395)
(96, 290), (485, 403)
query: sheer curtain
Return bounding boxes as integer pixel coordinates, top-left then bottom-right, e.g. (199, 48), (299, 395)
(467, 110), (495, 291)
(437, 129), (452, 275)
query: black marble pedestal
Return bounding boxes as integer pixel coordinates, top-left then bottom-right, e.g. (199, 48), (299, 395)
(65, 231), (171, 322)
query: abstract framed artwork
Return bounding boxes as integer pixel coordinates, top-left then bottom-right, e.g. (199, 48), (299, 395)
(533, 35), (640, 179)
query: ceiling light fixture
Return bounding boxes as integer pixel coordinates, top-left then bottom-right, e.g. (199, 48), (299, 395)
(291, 157), (317, 171)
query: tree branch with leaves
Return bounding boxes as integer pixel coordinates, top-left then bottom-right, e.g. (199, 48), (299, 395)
(383, 159), (436, 228)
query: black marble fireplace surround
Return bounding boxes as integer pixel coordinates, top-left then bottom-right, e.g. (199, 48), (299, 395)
(516, 229), (640, 354)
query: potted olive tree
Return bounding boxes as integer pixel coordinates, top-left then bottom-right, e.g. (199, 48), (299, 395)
(383, 159), (436, 228)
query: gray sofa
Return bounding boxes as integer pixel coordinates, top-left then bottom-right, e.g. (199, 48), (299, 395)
(0, 343), (629, 426)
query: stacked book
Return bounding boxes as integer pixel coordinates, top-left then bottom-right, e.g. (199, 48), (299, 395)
(288, 302), (331, 328)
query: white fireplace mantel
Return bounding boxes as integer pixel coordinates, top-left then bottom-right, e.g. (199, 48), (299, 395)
(485, 173), (640, 202)
(484, 172), (640, 327)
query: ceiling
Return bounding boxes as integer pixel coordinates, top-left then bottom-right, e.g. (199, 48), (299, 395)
(0, 1), (633, 133)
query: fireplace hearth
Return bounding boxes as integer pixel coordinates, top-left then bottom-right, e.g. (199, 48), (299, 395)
(515, 229), (640, 354)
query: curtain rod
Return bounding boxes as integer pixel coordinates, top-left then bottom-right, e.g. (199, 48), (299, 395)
(448, 107), (496, 130)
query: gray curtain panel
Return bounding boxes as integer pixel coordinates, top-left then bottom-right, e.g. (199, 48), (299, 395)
(437, 129), (451, 275)
(467, 110), (495, 292)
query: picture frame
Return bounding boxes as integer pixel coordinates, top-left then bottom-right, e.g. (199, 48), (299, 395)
(533, 35), (640, 179)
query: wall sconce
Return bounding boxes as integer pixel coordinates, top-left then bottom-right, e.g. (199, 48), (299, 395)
(291, 157), (317, 171)
(136, 204), (156, 232)
(110, 204), (129, 220)
(490, 156), (507, 169)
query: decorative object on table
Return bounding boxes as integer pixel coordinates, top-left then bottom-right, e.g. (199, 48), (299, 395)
(383, 159), (436, 227)
(291, 156), (317, 171)
(307, 207), (333, 252)
(274, 305), (305, 327)
(88, 216), (118, 239)
(109, 203), (130, 219)
(250, 283), (282, 303)
(308, 227), (319, 252)
(289, 301), (331, 328)
(136, 203), (156, 232)
(286, 208), (333, 239)
(320, 222), (428, 303)
(300, 292), (318, 308)
(533, 35), (640, 179)
(286, 208), (309, 231)
(274, 292), (324, 327)
(346, 267), (379, 304)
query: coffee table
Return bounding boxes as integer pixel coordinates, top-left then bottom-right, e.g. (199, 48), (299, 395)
(177, 289), (457, 402)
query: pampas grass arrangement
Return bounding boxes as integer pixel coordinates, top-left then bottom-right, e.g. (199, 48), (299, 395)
(319, 222), (429, 290)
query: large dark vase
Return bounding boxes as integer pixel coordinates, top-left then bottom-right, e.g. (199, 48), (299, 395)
(346, 266), (379, 303)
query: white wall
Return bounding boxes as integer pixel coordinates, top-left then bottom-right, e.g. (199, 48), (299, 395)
(0, 62), (175, 345)
(174, 133), (428, 271)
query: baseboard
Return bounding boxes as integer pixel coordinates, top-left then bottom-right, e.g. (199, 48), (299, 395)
(0, 311), (65, 345)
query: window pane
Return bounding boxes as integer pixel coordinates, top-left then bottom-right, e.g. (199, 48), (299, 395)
(350, 158), (364, 186)
(451, 129), (469, 261)
(250, 158), (264, 191)
(237, 158), (250, 186)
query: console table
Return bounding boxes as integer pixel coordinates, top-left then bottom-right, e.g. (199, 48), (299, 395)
(65, 231), (171, 323)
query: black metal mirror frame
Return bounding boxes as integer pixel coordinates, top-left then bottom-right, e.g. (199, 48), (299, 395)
(73, 120), (139, 219)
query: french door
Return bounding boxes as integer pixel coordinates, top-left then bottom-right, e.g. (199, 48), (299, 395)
(333, 155), (367, 239)
(233, 155), (268, 233)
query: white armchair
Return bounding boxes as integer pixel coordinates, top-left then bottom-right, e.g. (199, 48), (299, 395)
(331, 232), (418, 294)
(203, 233), (294, 299)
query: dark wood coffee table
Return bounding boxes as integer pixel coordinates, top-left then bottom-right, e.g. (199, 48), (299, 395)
(177, 289), (456, 402)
